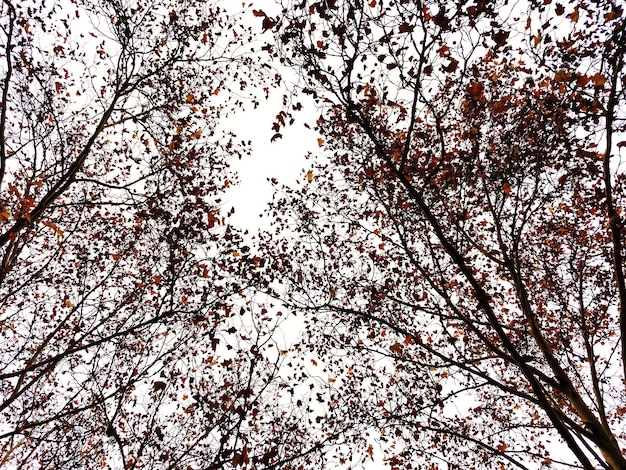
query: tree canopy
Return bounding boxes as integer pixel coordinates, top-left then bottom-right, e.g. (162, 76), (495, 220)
(256, 0), (626, 468)
(2, 0), (626, 469)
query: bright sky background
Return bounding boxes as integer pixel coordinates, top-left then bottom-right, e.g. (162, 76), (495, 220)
(225, 95), (319, 230)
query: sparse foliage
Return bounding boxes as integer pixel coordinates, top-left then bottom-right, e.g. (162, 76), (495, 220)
(0, 1), (302, 468)
(257, 0), (626, 468)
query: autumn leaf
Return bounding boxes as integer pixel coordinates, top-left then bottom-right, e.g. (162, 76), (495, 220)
(307, 170), (314, 182)
(398, 22), (414, 33)
(503, 182), (512, 196)
(553, 70), (573, 83)
(42, 220), (64, 236)
(262, 16), (277, 31)
(491, 30), (509, 47)
(153, 381), (166, 392)
(605, 7), (623, 20)
(590, 73), (607, 87)
(207, 210), (219, 228)
(467, 82), (484, 100)
(317, 138), (324, 147)
(442, 57), (458, 73)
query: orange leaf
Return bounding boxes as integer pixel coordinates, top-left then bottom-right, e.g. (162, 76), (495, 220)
(467, 82), (484, 100)
(42, 220), (64, 236)
(605, 7), (623, 21)
(503, 182), (512, 195)
(317, 138), (324, 147)
(390, 342), (404, 353)
(553, 70), (572, 83)
(307, 170), (313, 182)
(590, 73), (607, 87)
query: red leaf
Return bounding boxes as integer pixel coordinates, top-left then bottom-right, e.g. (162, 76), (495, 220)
(442, 57), (458, 73)
(491, 30), (509, 47)
(503, 182), (512, 195)
(207, 210), (219, 228)
(262, 16), (277, 31)
(467, 82), (484, 100)
(252, 9), (266, 17)
(153, 381), (166, 392)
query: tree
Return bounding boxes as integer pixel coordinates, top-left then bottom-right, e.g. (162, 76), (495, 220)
(0, 1), (310, 468)
(258, 0), (626, 468)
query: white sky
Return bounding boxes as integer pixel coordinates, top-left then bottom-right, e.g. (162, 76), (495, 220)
(225, 95), (319, 229)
